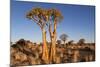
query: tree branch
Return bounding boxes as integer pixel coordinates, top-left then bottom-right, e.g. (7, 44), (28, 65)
(31, 17), (42, 29)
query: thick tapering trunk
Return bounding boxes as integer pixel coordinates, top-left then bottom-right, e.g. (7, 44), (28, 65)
(49, 20), (57, 63)
(42, 29), (49, 64)
(51, 36), (56, 63)
(53, 20), (57, 63)
(49, 24), (53, 63)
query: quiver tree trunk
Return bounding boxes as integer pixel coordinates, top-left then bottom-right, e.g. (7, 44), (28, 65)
(53, 20), (57, 63)
(42, 29), (49, 64)
(49, 24), (53, 63)
(49, 20), (57, 63)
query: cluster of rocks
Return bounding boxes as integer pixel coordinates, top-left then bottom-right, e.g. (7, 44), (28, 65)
(11, 39), (43, 66)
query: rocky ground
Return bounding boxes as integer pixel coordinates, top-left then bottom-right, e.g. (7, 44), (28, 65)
(10, 39), (95, 66)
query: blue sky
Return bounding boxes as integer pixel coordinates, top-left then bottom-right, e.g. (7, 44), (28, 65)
(11, 0), (95, 43)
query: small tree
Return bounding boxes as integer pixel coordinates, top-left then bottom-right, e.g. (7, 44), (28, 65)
(68, 40), (74, 45)
(57, 40), (61, 45)
(60, 34), (68, 47)
(78, 38), (85, 45)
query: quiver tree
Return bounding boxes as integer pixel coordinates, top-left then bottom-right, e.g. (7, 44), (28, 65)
(26, 8), (63, 64)
(26, 8), (49, 64)
(47, 9), (63, 63)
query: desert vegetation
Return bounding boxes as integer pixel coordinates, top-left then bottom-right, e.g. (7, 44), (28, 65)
(11, 7), (95, 66)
